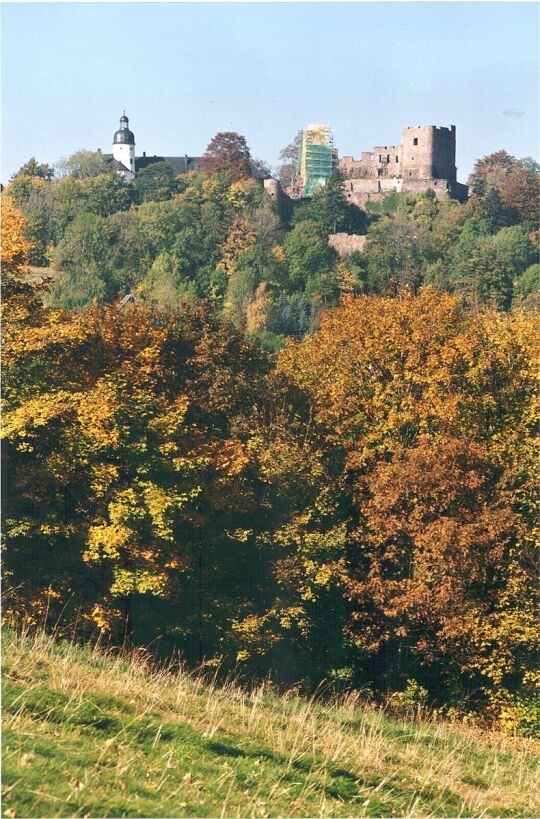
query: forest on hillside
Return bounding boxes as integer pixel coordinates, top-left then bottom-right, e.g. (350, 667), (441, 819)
(2, 137), (539, 737)
(6, 139), (539, 340)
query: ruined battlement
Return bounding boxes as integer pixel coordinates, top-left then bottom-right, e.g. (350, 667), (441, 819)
(338, 125), (458, 183)
(337, 124), (465, 206)
(403, 125), (455, 134)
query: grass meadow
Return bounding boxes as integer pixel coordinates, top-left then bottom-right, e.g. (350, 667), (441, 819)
(2, 627), (539, 818)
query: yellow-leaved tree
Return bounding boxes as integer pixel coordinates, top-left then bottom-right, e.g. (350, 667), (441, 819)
(3, 237), (271, 655)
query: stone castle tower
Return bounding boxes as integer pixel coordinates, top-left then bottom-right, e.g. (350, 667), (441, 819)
(400, 126), (456, 182)
(112, 112), (135, 180)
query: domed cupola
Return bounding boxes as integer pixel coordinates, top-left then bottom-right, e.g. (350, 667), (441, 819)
(113, 112), (135, 145)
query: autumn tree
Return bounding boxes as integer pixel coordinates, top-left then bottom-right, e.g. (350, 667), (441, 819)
(249, 157), (271, 178)
(501, 158), (540, 227)
(217, 217), (257, 277)
(239, 289), (539, 700)
(246, 282), (273, 336)
(277, 133), (301, 188)
(1, 195), (33, 279)
(3, 247), (273, 660)
(200, 132), (252, 180)
(3, 132), (539, 723)
(1, 196), (75, 623)
(468, 150), (540, 228)
(349, 438), (519, 692)
(6, 175), (55, 266)
(11, 156), (55, 181)
(468, 150), (517, 197)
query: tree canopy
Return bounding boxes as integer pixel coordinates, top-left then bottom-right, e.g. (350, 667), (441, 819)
(11, 156), (55, 181)
(56, 149), (111, 179)
(200, 132), (252, 180)
(3, 190), (539, 734)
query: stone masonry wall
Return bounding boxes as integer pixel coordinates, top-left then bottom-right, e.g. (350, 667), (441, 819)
(328, 232), (367, 257)
(343, 177), (467, 208)
(263, 178), (281, 200)
(340, 144), (402, 179)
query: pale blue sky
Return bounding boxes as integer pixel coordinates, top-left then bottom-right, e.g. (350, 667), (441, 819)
(1, 2), (538, 183)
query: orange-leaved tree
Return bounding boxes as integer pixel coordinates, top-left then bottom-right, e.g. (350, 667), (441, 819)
(237, 289), (539, 704)
(200, 132), (252, 181)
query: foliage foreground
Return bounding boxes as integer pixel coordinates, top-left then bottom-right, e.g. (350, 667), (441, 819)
(3, 193), (539, 731)
(2, 628), (539, 819)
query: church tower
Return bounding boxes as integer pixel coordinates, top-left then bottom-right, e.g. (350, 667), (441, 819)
(112, 112), (135, 180)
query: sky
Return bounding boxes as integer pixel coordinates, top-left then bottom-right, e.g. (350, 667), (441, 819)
(1, 2), (538, 183)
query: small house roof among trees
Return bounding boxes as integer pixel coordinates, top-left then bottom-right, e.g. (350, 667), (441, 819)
(107, 153), (268, 180)
(103, 155), (131, 173)
(135, 155), (201, 174)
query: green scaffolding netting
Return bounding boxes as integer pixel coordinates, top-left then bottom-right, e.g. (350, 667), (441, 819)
(299, 132), (333, 196)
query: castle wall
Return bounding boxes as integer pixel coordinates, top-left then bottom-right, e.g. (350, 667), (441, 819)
(344, 176), (467, 208)
(328, 232), (366, 257)
(263, 178), (281, 200)
(263, 177), (296, 218)
(339, 125), (458, 187)
(340, 144), (402, 179)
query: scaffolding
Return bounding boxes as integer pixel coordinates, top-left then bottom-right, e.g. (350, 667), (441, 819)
(299, 124), (333, 196)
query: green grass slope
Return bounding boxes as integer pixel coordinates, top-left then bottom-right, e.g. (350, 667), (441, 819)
(2, 628), (539, 818)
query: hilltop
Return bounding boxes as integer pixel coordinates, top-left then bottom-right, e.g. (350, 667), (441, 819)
(3, 628), (539, 818)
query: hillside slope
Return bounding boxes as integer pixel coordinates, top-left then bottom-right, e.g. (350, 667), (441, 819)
(2, 629), (539, 818)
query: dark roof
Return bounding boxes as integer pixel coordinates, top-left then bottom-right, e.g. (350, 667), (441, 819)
(135, 155), (200, 174)
(103, 155), (131, 173)
(102, 147), (269, 180)
(114, 128), (135, 145)
(134, 155), (269, 180)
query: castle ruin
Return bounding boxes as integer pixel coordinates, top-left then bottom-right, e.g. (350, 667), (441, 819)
(338, 125), (468, 206)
